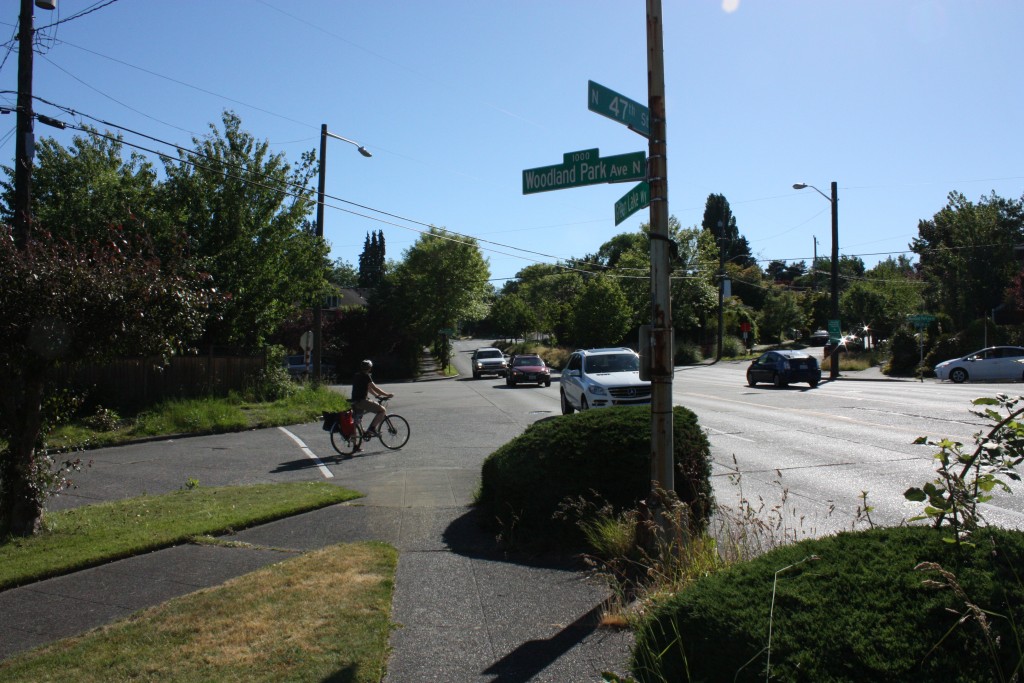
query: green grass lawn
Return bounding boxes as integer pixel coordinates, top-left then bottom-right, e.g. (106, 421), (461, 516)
(0, 482), (361, 590)
(0, 541), (396, 683)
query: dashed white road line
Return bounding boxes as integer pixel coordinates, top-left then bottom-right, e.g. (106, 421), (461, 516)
(278, 427), (334, 479)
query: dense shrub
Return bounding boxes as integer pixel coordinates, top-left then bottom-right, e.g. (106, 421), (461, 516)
(674, 342), (703, 365)
(885, 328), (922, 376)
(477, 406), (713, 547)
(246, 345), (298, 402)
(633, 526), (1024, 683)
(721, 335), (746, 358)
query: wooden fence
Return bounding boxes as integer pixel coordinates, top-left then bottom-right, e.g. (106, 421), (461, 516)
(52, 354), (266, 411)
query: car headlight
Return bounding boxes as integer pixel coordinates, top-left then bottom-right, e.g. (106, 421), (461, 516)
(587, 385), (608, 396)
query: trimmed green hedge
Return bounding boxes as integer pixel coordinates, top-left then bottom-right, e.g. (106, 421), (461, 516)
(478, 406), (713, 546)
(634, 526), (1024, 682)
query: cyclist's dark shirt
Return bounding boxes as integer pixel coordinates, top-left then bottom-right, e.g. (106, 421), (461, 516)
(352, 372), (370, 401)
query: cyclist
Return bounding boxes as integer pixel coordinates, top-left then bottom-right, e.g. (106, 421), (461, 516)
(351, 359), (393, 442)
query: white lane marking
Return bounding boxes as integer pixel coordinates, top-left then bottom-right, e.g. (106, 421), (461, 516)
(705, 426), (755, 443)
(278, 427), (334, 479)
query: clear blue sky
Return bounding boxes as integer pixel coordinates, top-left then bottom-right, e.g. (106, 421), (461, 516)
(2, 0), (1022, 285)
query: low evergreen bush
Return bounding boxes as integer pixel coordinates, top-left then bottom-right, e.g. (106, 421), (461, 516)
(633, 525), (1024, 683)
(477, 406), (713, 548)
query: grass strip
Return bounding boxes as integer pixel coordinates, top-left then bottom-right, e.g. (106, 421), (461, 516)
(44, 385), (349, 451)
(0, 482), (361, 590)
(0, 542), (397, 683)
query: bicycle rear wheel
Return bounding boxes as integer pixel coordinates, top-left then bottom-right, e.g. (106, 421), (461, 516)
(378, 414), (410, 450)
(330, 423), (360, 457)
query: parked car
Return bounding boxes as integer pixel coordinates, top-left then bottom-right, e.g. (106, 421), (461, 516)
(506, 354), (551, 387)
(284, 354), (310, 378)
(809, 329), (830, 346)
(283, 354), (336, 381)
(933, 346), (1024, 383)
(746, 350), (821, 388)
(560, 347), (651, 413)
(471, 347), (508, 379)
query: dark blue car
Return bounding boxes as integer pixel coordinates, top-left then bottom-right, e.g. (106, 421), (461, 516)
(746, 350), (821, 388)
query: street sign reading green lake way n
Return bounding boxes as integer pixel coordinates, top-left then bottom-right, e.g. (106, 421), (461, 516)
(522, 148), (646, 195)
(614, 181), (650, 225)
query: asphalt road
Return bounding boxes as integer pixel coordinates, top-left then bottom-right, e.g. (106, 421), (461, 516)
(452, 339), (1024, 538)
(54, 340), (1024, 539)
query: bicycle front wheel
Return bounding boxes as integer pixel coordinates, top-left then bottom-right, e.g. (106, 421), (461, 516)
(378, 414), (410, 450)
(330, 423), (360, 457)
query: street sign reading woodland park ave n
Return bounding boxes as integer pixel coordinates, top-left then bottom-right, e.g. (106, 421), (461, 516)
(520, 81), (649, 225)
(522, 148), (645, 195)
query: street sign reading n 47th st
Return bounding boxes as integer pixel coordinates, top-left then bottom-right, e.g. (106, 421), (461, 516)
(588, 80), (650, 138)
(522, 148), (646, 195)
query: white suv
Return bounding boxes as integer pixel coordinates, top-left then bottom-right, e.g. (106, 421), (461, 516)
(559, 348), (651, 414)
(471, 347), (508, 379)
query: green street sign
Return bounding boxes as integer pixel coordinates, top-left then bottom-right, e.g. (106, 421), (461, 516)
(614, 181), (650, 225)
(588, 80), (650, 138)
(908, 314), (936, 329)
(522, 148), (646, 195)
(828, 319), (842, 343)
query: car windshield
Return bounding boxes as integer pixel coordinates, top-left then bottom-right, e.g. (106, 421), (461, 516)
(584, 353), (639, 373)
(513, 356), (541, 367)
(477, 350), (502, 359)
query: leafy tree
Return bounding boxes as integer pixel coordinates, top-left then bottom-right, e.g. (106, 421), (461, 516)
(840, 256), (923, 340)
(358, 230), (386, 287)
(766, 260), (807, 284)
(0, 128), (174, 251)
(160, 111), (325, 350)
(726, 262), (769, 311)
(513, 264), (585, 343)
(570, 276), (632, 348)
(701, 193), (755, 269)
(488, 293), (537, 342)
(0, 228), (213, 536)
(328, 257), (359, 288)
(912, 191), (1024, 329)
(758, 288), (805, 342)
(384, 227), (491, 346)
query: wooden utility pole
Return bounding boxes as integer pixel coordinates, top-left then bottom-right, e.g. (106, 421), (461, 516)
(14, 0), (36, 247)
(646, 0), (674, 496)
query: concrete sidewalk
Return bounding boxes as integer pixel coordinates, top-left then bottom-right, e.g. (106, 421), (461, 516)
(0, 364), (632, 681)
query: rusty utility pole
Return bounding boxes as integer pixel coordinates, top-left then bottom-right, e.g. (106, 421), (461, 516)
(646, 0), (674, 497)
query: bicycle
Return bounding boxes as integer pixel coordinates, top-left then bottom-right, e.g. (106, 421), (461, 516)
(330, 397), (410, 457)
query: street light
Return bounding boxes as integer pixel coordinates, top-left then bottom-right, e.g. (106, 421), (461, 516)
(313, 124), (372, 383)
(793, 181), (840, 380)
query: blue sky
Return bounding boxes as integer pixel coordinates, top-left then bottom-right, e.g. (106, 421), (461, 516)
(2, 0), (1022, 285)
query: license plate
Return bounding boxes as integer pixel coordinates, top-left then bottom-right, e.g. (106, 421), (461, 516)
(527, 374), (536, 380)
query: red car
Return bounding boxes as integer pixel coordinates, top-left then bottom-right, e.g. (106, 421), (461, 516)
(506, 354), (552, 387)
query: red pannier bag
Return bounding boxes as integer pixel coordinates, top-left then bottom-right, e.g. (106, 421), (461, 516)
(338, 410), (355, 437)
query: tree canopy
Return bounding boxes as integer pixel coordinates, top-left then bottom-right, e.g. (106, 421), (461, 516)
(912, 191), (1024, 329)
(161, 111), (325, 350)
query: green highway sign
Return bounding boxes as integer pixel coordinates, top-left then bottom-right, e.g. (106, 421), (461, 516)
(614, 181), (650, 225)
(522, 148), (646, 195)
(588, 80), (650, 138)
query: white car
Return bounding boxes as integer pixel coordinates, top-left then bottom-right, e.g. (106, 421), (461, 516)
(933, 346), (1024, 383)
(471, 347), (508, 379)
(560, 347), (651, 413)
